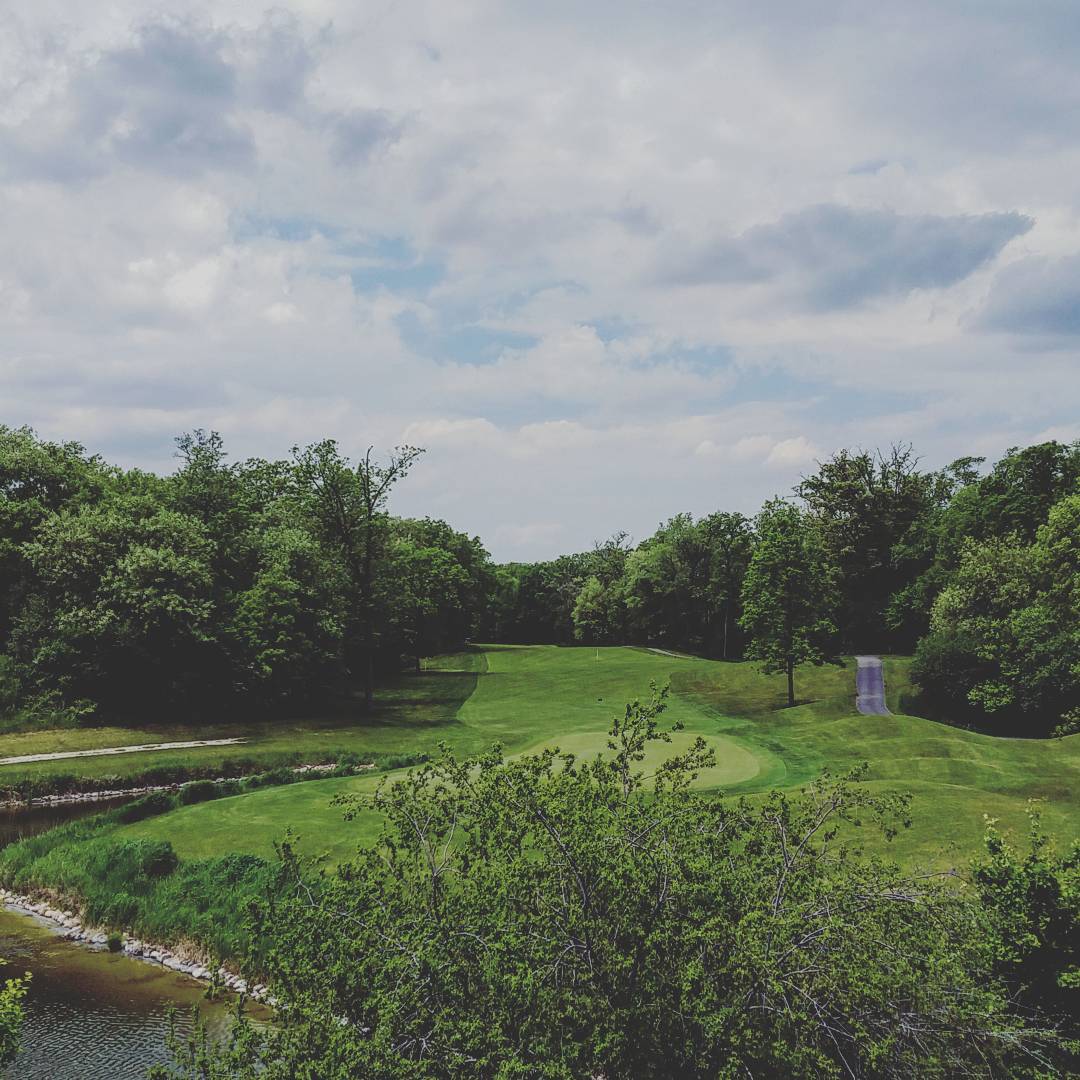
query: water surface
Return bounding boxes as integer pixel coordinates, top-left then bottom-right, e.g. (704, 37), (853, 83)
(0, 907), (256, 1078)
(0, 798), (131, 848)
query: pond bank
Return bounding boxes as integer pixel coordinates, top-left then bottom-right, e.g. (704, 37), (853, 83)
(0, 759), (354, 809)
(0, 887), (275, 1005)
(0, 779), (283, 1076)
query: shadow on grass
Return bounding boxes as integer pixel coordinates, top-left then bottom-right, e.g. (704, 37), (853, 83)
(362, 667), (483, 730)
(669, 664), (854, 722)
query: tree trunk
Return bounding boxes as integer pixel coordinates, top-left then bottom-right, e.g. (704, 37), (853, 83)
(364, 649), (374, 714)
(786, 656), (795, 708)
(722, 605), (729, 660)
(359, 498), (375, 716)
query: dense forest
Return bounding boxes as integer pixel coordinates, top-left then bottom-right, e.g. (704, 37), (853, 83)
(1, 426), (1078, 737)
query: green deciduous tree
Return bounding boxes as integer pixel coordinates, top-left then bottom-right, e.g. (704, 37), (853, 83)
(914, 493), (1080, 735)
(942, 440), (1080, 548)
(0, 426), (109, 641)
(12, 496), (217, 719)
(230, 525), (343, 705)
(499, 555), (592, 643)
(740, 499), (838, 707)
(621, 515), (750, 655)
(386, 538), (470, 670)
(571, 575), (611, 643)
(389, 517), (496, 656)
(623, 514), (709, 648)
(699, 511), (753, 658)
(571, 533), (631, 644)
(289, 442), (423, 714)
(797, 445), (942, 652)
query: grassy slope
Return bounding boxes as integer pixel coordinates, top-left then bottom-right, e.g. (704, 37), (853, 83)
(117, 646), (1080, 871)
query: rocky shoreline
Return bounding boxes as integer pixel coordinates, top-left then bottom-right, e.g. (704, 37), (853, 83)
(0, 887), (276, 1005)
(0, 759), (378, 1004)
(0, 760), (366, 809)
(1, 784), (182, 809)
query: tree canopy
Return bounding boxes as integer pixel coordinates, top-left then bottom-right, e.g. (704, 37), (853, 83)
(0, 428), (490, 723)
(739, 500), (838, 706)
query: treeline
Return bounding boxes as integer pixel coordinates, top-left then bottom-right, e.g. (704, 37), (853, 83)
(490, 515), (753, 657)
(0, 428), (495, 724)
(2, 426), (1078, 736)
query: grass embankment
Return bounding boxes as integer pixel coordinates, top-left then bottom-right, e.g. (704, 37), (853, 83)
(0, 795), (273, 965)
(0, 758), (419, 966)
(3, 646), (1078, 970)
(671, 656), (1080, 865)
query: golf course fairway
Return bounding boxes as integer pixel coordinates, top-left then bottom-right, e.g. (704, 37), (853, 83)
(117, 645), (1080, 870)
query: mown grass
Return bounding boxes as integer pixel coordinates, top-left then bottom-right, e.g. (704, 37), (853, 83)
(115, 646), (1080, 872)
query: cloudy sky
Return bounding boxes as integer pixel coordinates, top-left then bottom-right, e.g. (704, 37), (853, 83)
(2, 2), (1078, 560)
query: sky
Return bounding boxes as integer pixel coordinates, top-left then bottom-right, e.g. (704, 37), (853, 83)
(2, 2), (1079, 561)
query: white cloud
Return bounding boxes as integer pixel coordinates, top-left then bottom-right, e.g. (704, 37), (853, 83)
(732, 435), (775, 461)
(765, 436), (821, 469)
(1, 1), (1078, 559)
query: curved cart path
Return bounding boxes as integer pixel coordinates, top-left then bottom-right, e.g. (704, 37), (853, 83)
(854, 656), (891, 716)
(0, 737), (245, 766)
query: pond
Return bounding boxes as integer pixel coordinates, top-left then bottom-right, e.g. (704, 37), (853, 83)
(0, 800), (261, 1079)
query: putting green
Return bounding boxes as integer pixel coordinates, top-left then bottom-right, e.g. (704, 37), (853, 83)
(513, 729), (760, 789)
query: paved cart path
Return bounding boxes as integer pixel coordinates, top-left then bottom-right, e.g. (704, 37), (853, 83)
(0, 738), (246, 766)
(854, 656), (891, 716)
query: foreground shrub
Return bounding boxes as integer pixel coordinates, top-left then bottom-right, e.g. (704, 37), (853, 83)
(974, 813), (1080, 1071)
(153, 691), (1055, 1079)
(0, 963), (28, 1067)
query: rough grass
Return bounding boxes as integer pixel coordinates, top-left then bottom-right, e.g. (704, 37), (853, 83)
(114, 646), (1080, 872)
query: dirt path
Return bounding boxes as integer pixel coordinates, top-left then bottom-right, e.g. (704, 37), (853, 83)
(0, 738), (246, 766)
(854, 656), (891, 716)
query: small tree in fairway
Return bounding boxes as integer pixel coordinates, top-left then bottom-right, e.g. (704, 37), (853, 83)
(740, 498), (838, 707)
